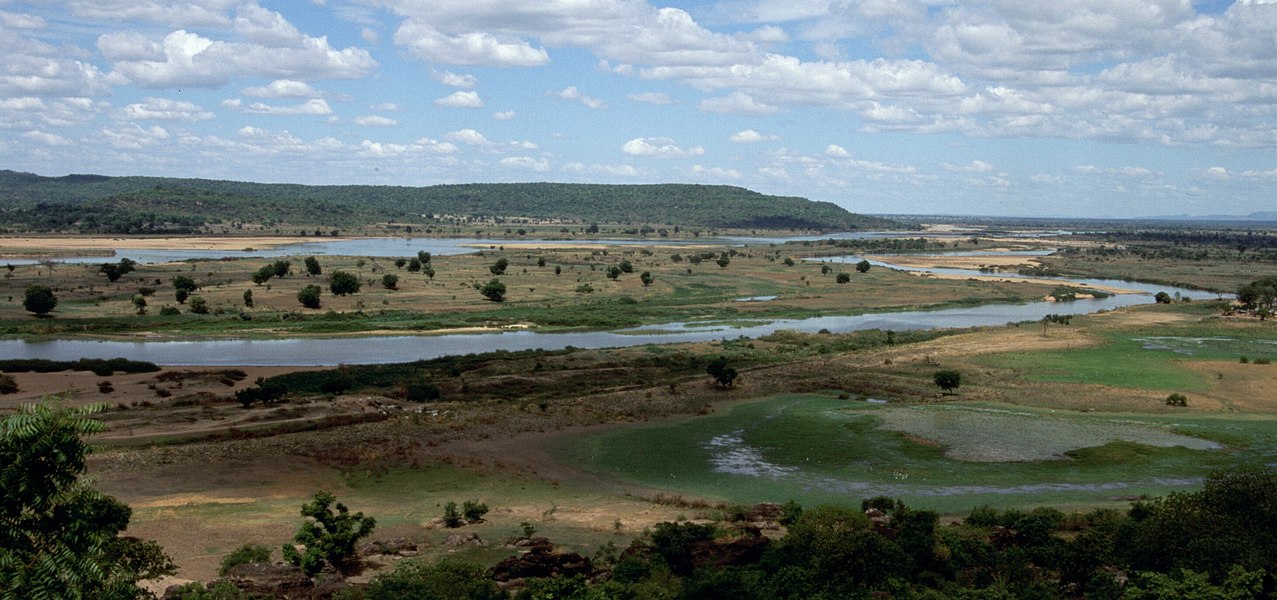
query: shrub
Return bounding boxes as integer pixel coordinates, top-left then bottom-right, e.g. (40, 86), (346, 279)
(443, 501), (463, 528)
(298, 285), (323, 309)
(23, 285), (57, 315)
(282, 491), (376, 575)
(362, 559), (504, 600)
(329, 271), (361, 296)
(382, 273), (399, 289)
(218, 543), (272, 576)
(159, 306), (181, 316)
(1166, 393), (1189, 407)
(836, 272), (851, 284)
(188, 296), (209, 314)
(0, 374), (17, 394)
(479, 278), (506, 302)
(97, 380), (113, 394)
(1256, 357), (1272, 365)
(462, 500), (489, 523)
(934, 370), (962, 393)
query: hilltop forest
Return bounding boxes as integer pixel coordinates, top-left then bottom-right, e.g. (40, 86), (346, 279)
(0, 170), (896, 234)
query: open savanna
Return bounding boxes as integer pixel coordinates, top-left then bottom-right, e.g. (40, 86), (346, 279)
(0, 299), (1251, 582)
(0, 237), (1061, 338)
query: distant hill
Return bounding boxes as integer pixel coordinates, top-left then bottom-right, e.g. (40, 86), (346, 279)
(0, 170), (898, 234)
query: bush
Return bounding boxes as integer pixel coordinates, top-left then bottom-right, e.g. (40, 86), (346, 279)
(1256, 357), (1272, 365)
(1166, 393), (1189, 407)
(329, 271), (361, 296)
(362, 559), (504, 600)
(836, 272), (851, 284)
(443, 501), (463, 528)
(22, 285), (57, 315)
(382, 273), (399, 289)
(218, 543), (272, 576)
(0, 374), (17, 394)
(462, 500), (489, 523)
(188, 296), (209, 314)
(298, 284), (323, 309)
(159, 306), (181, 316)
(934, 370), (962, 393)
(282, 491), (376, 575)
(479, 278), (506, 302)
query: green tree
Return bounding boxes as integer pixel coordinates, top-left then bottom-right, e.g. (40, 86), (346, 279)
(394, 258), (407, 269)
(417, 250), (431, 264)
(836, 272), (851, 284)
(640, 271), (654, 286)
(462, 500), (489, 523)
(329, 271), (361, 296)
(242, 289), (253, 307)
(298, 285), (322, 309)
(934, 370), (961, 394)
(707, 356), (738, 389)
(22, 284), (57, 316)
(303, 256), (322, 276)
(382, 273), (399, 289)
(490, 258), (509, 275)
(0, 401), (176, 599)
(271, 260), (291, 278)
(619, 259), (635, 273)
(407, 257), (422, 272)
(251, 265), (274, 285)
(188, 296), (209, 314)
(443, 501), (463, 528)
(716, 254), (731, 269)
(173, 275), (199, 295)
(218, 543), (272, 576)
(131, 294), (147, 315)
(607, 266), (622, 280)
(281, 491), (375, 576)
(856, 259), (871, 273)
(480, 278), (506, 302)
(423, 266), (436, 280)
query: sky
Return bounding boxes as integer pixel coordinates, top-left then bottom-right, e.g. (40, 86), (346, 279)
(1, 1), (1275, 218)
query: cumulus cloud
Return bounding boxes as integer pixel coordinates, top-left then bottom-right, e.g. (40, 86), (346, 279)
(22, 130), (71, 146)
(394, 21), (548, 66)
(434, 70), (477, 88)
(434, 90), (484, 108)
(690, 164), (742, 179)
(446, 128), (537, 152)
(500, 156), (551, 172)
(620, 137), (704, 158)
(550, 86), (605, 109)
(1, 12), (47, 29)
(242, 79), (321, 98)
(729, 129), (778, 143)
(628, 92), (677, 105)
(942, 160), (996, 173)
(222, 98), (333, 115)
(492, 110), (515, 120)
(118, 97), (214, 121)
(100, 14), (375, 89)
(698, 92), (778, 115)
(354, 115), (397, 126)
(824, 144), (851, 158)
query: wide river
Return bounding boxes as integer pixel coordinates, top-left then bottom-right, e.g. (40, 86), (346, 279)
(0, 236), (1219, 366)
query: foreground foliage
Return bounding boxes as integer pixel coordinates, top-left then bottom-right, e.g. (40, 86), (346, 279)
(0, 401), (173, 599)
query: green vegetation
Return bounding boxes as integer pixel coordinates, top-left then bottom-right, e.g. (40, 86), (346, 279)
(0, 358), (159, 376)
(0, 401), (174, 599)
(329, 270), (360, 296)
(934, 369), (961, 393)
(0, 170), (898, 233)
(560, 395), (1277, 511)
(282, 491), (376, 576)
(217, 543), (272, 576)
(22, 284), (56, 316)
(978, 334), (1211, 392)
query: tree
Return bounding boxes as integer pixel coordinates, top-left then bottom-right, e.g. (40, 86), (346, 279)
(251, 265), (275, 285)
(640, 271), (654, 287)
(98, 259), (137, 283)
(423, 266), (436, 280)
(480, 278), (506, 302)
(394, 258), (407, 269)
(175, 288), (189, 304)
(934, 370), (961, 394)
(329, 270), (361, 296)
(298, 285), (322, 309)
(716, 254), (731, 269)
(1237, 277), (1277, 319)
(382, 273), (399, 289)
(242, 289), (253, 307)
(362, 559), (504, 600)
(462, 500), (489, 523)
(856, 259), (872, 273)
(0, 401), (176, 599)
(271, 260), (291, 278)
(22, 284), (57, 316)
(131, 294), (147, 315)
(490, 258), (509, 275)
(173, 275), (199, 295)
(1154, 291), (1172, 304)
(407, 257), (422, 272)
(189, 296), (209, 314)
(707, 356), (738, 389)
(607, 266), (622, 280)
(821, 264), (832, 275)
(304, 256), (322, 276)
(282, 491), (376, 576)
(417, 250), (432, 264)
(619, 259), (635, 273)
(836, 272), (851, 284)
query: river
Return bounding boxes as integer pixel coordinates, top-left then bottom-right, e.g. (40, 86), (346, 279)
(0, 251), (1217, 366)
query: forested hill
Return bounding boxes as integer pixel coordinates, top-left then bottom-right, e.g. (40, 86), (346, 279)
(0, 170), (899, 234)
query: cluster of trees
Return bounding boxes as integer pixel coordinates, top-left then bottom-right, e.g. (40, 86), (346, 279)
(1237, 276), (1277, 320)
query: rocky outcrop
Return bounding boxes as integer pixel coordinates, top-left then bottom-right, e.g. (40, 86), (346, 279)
(491, 538), (593, 582)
